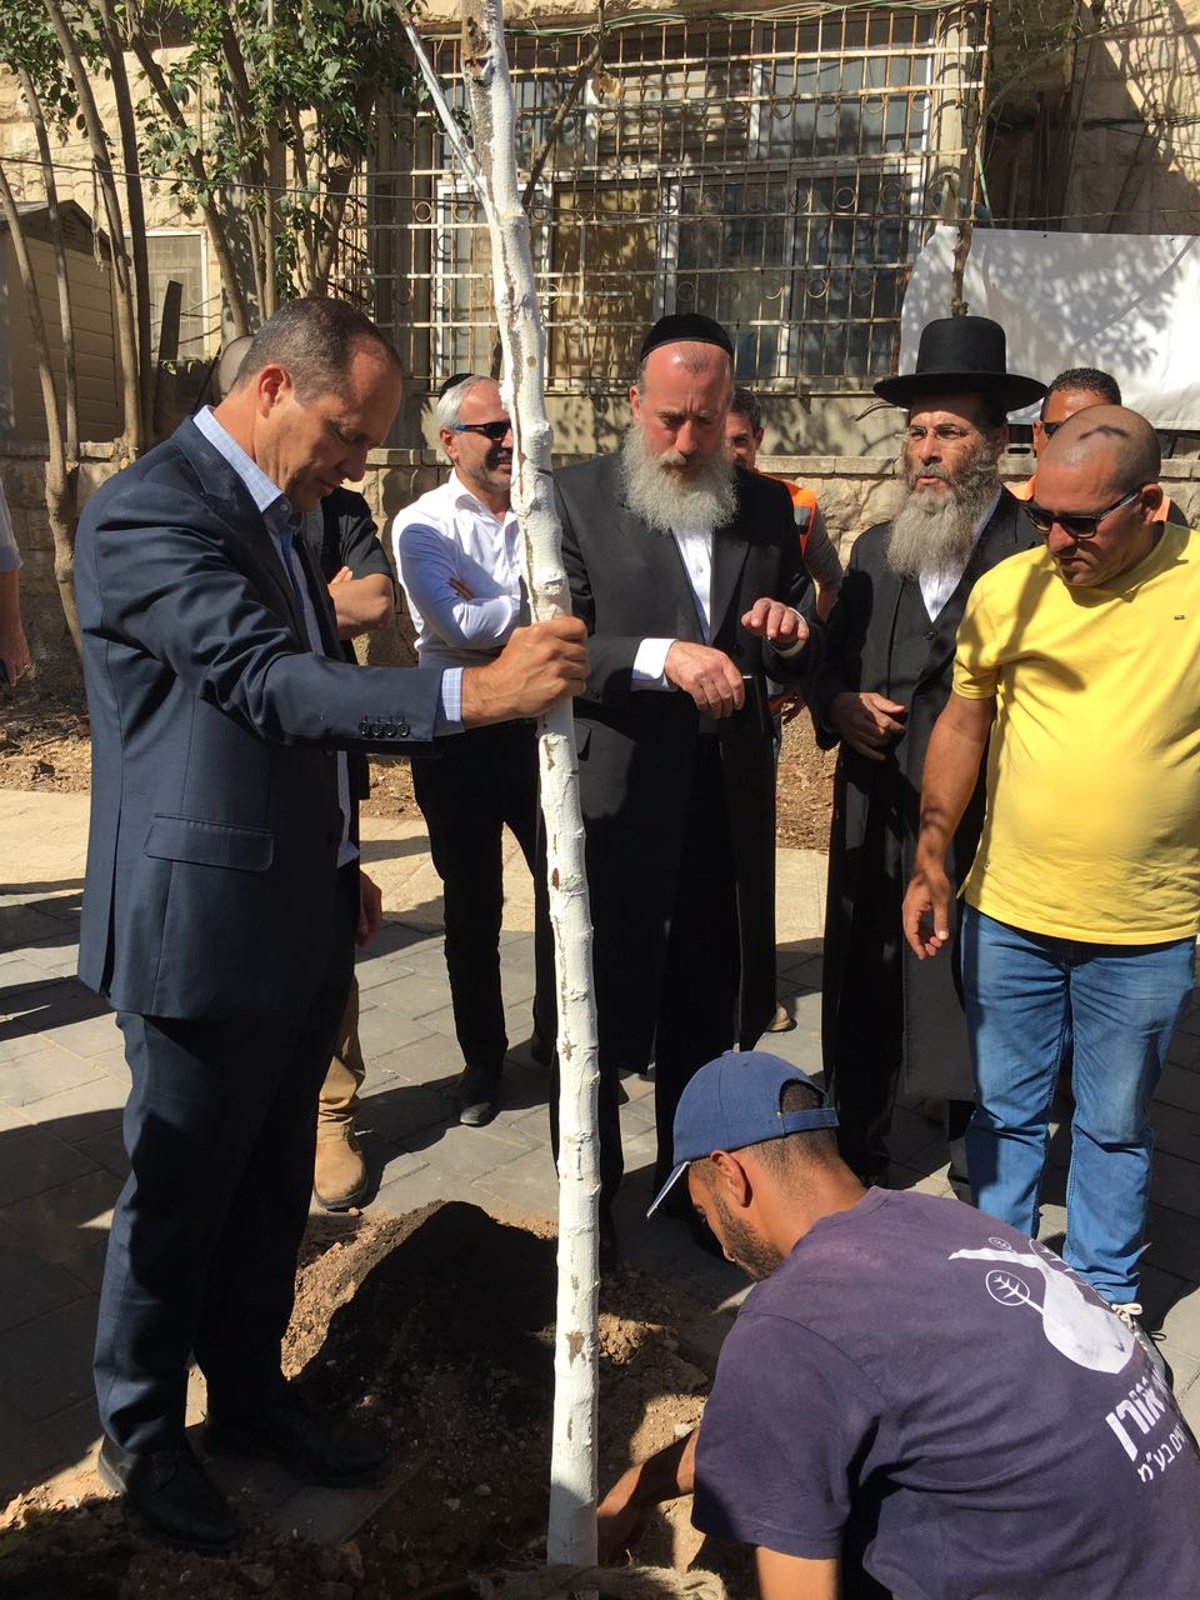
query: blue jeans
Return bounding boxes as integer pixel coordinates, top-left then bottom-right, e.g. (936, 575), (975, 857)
(961, 905), (1194, 1303)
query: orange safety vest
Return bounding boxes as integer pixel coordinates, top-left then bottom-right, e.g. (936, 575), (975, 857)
(764, 473), (820, 552)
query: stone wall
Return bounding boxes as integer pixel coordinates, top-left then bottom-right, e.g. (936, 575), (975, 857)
(7, 442), (1200, 702)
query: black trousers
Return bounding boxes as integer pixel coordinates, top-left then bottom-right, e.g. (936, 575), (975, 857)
(412, 721), (541, 1075)
(830, 800), (970, 1180)
(551, 740), (740, 1206)
(94, 867), (357, 1452)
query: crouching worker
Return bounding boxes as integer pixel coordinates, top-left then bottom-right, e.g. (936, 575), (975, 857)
(599, 1050), (1200, 1600)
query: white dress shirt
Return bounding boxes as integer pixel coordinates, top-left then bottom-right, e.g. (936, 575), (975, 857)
(392, 473), (523, 671)
(633, 523), (715, 685)
(632, 522), (805, 688)
(918, 489), (1001, 621)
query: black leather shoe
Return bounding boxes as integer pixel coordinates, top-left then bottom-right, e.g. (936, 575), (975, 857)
(205, 1396), (387, 1487)
(97, 1436), (238, 1552)
(458, 1066), (499, 1128)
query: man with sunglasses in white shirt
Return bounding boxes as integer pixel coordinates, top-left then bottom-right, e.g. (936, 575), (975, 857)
(904, 405), (1200, 1341)
(392, 375), (546, 1127)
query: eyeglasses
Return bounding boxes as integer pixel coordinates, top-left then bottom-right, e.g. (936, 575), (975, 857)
(450, 420), (512, 442)
(1024, 486), (1146, 540)
(1040, 419), (1065, 439)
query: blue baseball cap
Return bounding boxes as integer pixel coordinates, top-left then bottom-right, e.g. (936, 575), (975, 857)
(647, 1051), (839, 1217)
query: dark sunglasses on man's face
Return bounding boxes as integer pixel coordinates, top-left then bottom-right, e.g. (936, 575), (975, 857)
(1040, 419), (1066, 439)
(451, 420), (512, 441)
(1024, 486), (1145, 540)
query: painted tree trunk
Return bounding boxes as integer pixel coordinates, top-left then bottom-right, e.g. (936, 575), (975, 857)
(399, 1), (602, 1569)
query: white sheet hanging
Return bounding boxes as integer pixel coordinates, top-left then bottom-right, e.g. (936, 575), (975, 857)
(902, 226), (1200, 429)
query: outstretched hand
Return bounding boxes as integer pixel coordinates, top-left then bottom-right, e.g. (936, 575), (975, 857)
(741, 597), (808, 650)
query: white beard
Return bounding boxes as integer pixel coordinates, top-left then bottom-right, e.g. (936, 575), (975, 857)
(621, 425), (737, 535)
(886, 447), (1000, 581)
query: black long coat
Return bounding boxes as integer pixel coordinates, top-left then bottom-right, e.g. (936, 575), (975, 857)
(808, 490), (1037, 1100)
(554, 454), (810, 1069)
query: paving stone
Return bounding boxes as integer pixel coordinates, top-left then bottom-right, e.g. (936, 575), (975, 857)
(373, 1160), (460, 1217)
(2, 980), (110, 1033)
(73, 1126), (131, 1180)
(0, 1123), (99, 1207)
(1143, 1203), (1200, 1284)
(357, 1083), (455, 1145)
(0, 1394), (64, 1503)
(0, 1221), (93, 1333)
(1155, 1062), (1200, 1116)
(1158, 1288), (1200, 1362)
(1150, 1102), (1200, 1165)
(1168, 1029), (1200, 1068)
(362, 968), (454, 1019)
(0, 1296), (99, 1421)
(0, 1168), (122, 1290)
(393, 1123), (521, 1185)
(12, 1073), (127, 1144)
(37, 1012), (125, 1062)
(0, 1027), (48, 1064)
(363, 1032), (466, 1088)
(0, 904), (75, 948)
(472, 1144), (558, 1219)
(354, 1003), (435, 1055)
(0, 1045), (108, 1109)
(38, 1396), (104, 1477)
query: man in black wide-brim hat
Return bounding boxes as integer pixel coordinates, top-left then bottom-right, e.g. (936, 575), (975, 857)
(807, 316), (1044, 1186)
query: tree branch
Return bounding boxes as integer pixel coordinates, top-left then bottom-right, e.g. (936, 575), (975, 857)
(522, 0), (606, 208)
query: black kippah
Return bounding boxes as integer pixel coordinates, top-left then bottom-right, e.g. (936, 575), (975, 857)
(436, 372), (476, 398)
(638, 313), (734, 364)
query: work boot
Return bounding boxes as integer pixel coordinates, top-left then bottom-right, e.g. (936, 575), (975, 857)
(313, 1125), (368, 1211)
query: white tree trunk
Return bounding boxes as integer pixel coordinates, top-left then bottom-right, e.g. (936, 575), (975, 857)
(399, 2), (602, 1569)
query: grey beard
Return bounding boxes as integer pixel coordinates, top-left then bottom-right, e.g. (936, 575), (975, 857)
(886, 452), (1000, 581)
(621, 425), (737, 536)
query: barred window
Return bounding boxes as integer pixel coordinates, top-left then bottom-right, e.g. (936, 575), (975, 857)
(367, 6), (985, 396)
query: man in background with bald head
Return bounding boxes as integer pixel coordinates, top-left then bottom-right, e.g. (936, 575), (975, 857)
(903, 406), (1200, 1335)
(549, 314), (811, 1258)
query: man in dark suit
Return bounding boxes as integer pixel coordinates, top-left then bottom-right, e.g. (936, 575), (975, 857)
(76, 298), (586, 1550)
(550, 313), (811, 1255)
(807, 316), (1042, 1187)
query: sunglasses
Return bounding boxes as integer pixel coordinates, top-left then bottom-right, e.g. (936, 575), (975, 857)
(1024, 486), (1145, 540)
(450, 420), (512, 442)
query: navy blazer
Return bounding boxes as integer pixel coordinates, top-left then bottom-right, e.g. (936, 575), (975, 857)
(75, 418), (443, 1021)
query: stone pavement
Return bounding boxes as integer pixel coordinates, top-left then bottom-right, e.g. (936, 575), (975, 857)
(3, 789), (1200, 1524)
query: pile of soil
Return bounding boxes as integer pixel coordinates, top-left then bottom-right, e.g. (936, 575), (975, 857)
(0, 1203), (730, 1600)
(0, 696), (835, 850)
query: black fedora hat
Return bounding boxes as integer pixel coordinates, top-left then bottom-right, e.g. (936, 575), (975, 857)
(874, 316), (1045, 412)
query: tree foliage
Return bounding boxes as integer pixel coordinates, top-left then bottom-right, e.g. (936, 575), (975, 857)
(127, 0), (421, 320)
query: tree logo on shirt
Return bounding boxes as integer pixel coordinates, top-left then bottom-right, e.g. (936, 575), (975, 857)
(949, 1237), (1134, 1374)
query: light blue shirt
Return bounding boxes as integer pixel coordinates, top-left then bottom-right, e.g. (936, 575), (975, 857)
(192, 408), (463, 746)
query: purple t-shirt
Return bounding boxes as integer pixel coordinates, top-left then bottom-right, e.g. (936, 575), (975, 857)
(694, 1189), (1200, 1599)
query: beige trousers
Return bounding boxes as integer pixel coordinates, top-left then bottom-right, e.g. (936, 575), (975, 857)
(317, 974), (365, 1137)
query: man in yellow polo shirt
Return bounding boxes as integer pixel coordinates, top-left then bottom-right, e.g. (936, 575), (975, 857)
(901, 406), (1199, 1330)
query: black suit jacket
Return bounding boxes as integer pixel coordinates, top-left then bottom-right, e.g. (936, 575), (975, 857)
(553, 453), (810, 1061)
(809, 488), (1038, 1097)
(75, 418), (443, 1021)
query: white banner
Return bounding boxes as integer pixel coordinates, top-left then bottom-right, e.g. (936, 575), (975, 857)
(903, 227), (1200, 430)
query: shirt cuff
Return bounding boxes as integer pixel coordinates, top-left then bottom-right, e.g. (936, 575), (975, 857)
(773, 611), (808, 658)
(436, 667), (464, 733)
(632, 637), (675, 689)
